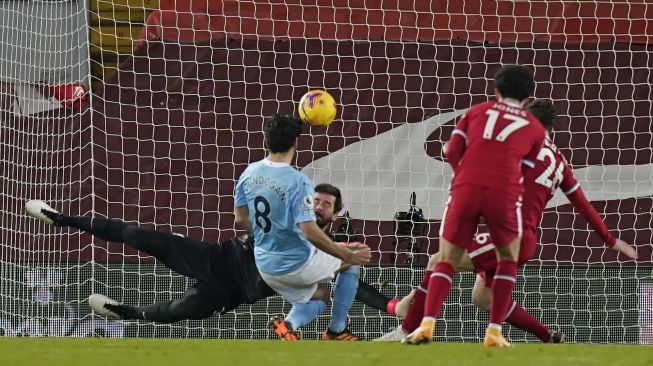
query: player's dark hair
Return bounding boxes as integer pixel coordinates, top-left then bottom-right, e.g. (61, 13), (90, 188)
(264, 114), (303, 153)
(526, 99), (557, 132)
(494, 65), (535, 101)
(314, 183), (343, 213)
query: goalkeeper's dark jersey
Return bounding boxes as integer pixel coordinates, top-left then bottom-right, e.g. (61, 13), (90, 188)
(194, 234), (274, 313)
(194, 232), (341, 313)
(185, 231), (390, 317)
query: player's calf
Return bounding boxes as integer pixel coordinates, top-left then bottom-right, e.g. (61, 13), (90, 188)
(393, 289), (415, 318)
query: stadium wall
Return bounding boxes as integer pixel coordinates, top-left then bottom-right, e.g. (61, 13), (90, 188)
(91, 1), (653, 265)
(88, 37), (653, 266)
(2, 1), (650, 266)
(138, 0), (652, 44)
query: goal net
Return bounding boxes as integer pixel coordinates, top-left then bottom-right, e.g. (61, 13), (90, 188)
(1, 0), (651, 342)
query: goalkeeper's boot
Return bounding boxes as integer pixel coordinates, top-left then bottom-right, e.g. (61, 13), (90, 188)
(401, 319), (434, 345)
(88, 294), (124, 320)
(483, 326), (512, 348)
(373, 326), (408, 342)
(26, 200), (62, 226)
(322, 327), (361, 341)
(548, 330), (566, 344)
(269, 315), (300, 341)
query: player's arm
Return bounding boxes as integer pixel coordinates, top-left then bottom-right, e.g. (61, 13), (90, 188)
(444, 133), (466, 169)
(562, 166), (638, 260)
(299, 221), (371, 265)
(445, 113), (469, 169)
(234, 206), (252, 234)
(523, 128), (546, 169)
(233, 177), (252, 234)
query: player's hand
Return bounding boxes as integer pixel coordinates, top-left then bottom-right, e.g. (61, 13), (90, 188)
(338, 241), (368, 250)
(350, 248), (372, 265)
(345, 244), (372, 265)
(611, 238), (638, 260)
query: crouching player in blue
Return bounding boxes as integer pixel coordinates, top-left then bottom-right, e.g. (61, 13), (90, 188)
(234, 115), (373, 341)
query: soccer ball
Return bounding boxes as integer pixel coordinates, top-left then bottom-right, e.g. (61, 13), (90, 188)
(297, 90), (337, 127)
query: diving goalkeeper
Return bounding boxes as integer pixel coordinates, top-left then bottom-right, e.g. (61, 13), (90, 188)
(25, 183), (398, 323)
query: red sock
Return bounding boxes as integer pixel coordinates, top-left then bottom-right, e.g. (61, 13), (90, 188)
(489, 260), (518, 326)
(423, 262), (455, 319)
(505, 302), (551, 342)
(400, 270), (432, 333)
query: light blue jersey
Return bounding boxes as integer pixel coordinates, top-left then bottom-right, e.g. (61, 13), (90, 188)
(234, 159), (316, 275)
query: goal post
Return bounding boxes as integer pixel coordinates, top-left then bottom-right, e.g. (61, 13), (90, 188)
(1, 0), (652, 342)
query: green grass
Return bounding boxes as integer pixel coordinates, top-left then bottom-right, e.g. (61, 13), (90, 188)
(1, 338), (651, 366)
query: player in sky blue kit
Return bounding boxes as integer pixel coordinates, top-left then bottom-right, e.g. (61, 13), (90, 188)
(234, 114), (372, 340)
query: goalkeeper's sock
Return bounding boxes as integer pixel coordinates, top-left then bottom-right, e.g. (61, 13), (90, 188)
(58, 216), (128, 243)
(133, 301), (198, 323)
(504, 301), (551, 342)
(354, 279), (391, 313)
(489, 260), (518, 326)
(285, 300), (327, 329)
(423, 263), (454, 318)
(401, 270), (432, 332)
(133, 302), (177, 322)
(329, 265), (360, 333)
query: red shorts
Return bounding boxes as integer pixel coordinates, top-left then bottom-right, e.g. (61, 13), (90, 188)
(469, 229), (537, 288)
(440, 185), (523, 249)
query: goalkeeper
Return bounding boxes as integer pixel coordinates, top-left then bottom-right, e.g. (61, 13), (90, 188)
(25, 183), (398, 323)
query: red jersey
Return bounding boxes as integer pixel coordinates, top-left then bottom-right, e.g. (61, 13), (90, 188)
(467, 137), (617, 275)
(521, 137), (616, 246)
(447, 100), (546, 194)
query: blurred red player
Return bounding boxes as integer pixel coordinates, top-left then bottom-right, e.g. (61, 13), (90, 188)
(403, 65), (547, 347)
(379, 100), (637, 345)
(48, 82), (88, 110)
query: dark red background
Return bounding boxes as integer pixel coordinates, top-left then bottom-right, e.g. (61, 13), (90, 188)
(1, 1), (651, 266)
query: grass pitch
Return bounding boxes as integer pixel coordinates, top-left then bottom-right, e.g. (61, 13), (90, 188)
(2, 338), (650, 366)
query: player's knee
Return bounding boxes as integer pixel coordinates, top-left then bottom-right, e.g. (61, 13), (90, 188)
(312, 285), (331, 304)
(427, 253), (440, 270)
(471, 286), (491, 311)
(495, 238), (520, 261)
(341, 264), (359, 275)
(471, 293), (489, 310)
(496, 250), (519, 262)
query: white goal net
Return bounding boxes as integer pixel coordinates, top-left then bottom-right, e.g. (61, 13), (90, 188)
(1, 0), (651, 342)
